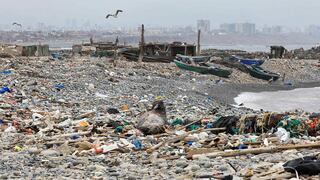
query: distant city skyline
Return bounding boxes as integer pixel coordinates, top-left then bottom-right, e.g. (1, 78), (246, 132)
(2, 20), (320, 36)
(1, 0), (320, 29)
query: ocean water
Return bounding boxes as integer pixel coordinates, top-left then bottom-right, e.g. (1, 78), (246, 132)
(234, 87), (320, 112)
(201, 44), (315, 52)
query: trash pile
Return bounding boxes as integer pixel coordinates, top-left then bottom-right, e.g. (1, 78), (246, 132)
(0, 57), (319, 179)
(291, 46), (320, 59)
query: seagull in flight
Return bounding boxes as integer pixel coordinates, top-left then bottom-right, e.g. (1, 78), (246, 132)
(12, 22), (22, 27)
(106, 10), (123, 19)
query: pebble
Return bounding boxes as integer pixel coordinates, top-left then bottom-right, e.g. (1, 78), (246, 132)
(175, 160), (189, 168)
(185, 164), (201, 172)
(40, 149), (60, 157)
(27, 147), (41, 155)
(175, 167), (184, 174)
(264, 154), (282, 163)
(203, 162), (213, 168)
(109, 172), (120, 177)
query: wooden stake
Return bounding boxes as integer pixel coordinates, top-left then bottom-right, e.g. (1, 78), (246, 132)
(138, 24), (145, 63)
(184, 44), (188, 55)
(197, 29), (201, 55)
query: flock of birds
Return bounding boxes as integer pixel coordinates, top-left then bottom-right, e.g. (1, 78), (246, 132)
(11, 9), (123, 29)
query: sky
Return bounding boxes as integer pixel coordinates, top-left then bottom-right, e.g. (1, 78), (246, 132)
(0, 0), (319, 28)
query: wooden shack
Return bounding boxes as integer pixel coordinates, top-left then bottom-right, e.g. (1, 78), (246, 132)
(121, 42), (196, 63)
(144, 42), (196, 57)
(20, 45), (49, 56)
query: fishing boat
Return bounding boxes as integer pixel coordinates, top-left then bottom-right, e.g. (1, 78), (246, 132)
(175, 54), (211, 63)
(246, 65), (280, 81)
(229, 55), (265, 66)
(213, 58), (249, 73)
(121, 51), (172, 63)
(174, 60), (232, 78)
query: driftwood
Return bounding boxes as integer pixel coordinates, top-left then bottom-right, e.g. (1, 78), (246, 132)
(177, 119), (203, 130)
(146, 128), (225, 153)
(146, 130), (192, 153)
(252, 169), (294, 180)
(191, 141), (320, 159)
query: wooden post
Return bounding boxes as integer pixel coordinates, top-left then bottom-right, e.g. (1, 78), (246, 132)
(138, 24), (145, 63)
(184, 44), (188, 55)
(197, 29), (201, 55)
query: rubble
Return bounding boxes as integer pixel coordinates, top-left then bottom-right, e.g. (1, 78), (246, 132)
(0, 56), (319, 179)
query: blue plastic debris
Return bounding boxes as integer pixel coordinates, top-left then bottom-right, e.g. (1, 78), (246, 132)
(0, 70), (12, 75)
(132, 139), (142, 150)
(187, 141), (194, 146)
(205, 123), (214, 129)
(0, 86), (11, 94)
(54, 84), (65, 90)
(70, 134), (80, 140)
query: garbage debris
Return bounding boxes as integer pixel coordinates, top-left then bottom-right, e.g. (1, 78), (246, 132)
(0, 55), (319, 179)
(283, 156), (320, 175)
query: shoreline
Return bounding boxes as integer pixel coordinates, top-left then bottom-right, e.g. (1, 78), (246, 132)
(208, 81), (320, 106)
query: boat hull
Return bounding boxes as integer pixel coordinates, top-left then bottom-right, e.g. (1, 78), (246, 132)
(174, 60), (232, 78)
(246, 65), (280, 81)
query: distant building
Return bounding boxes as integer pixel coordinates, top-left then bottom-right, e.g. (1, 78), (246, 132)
(262, 26), (283, 34)
(220, 23), (236, 34)
(235, 23), (256, 35)
(219, 23), (255, 35)
(197, 20), (211, 33)
(306, 25), (320, 36)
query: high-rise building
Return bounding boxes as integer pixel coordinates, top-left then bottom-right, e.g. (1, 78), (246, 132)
(220, 23), (236, 33)
(235, 23), (256, 35)
(197, 20), (211, 33)
(307, 25), (320, 36)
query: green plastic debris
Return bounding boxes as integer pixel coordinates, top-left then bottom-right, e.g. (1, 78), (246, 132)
(171, 118), (183, 126)
(115, 126), (123, 133)
(189, 124), (200, 131)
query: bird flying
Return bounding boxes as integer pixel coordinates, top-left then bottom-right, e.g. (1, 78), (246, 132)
(12, 22), (22, 27)
(106, 10), (123, 19)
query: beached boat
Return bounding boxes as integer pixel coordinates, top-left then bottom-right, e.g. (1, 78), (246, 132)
(175, 54), (211, 63)
(121, 51), (172, 63)
(174, 60), (232, 78)
(213, 58), (248, 73)
(246, 65), (280, 81)
(229, 55), (265, 66)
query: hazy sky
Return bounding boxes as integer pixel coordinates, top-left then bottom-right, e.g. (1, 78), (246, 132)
(0, 0), (319, 28)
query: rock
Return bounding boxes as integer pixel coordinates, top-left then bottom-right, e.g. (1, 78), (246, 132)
(27, 147), (41, 155)
(109, 172), (120, 177)
(175, 167), (184, 174)
(185, 164), (201, 172)
(175, 160), (189, 168)
(40, 149), (61, 157)
(88, 83), (95, 90)
(203, 162), (213, 168)
(264, 154), (283, 163)
(107, 108), (120, 114)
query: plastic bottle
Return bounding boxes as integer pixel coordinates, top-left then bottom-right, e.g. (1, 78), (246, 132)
(4, 123), (17, 133)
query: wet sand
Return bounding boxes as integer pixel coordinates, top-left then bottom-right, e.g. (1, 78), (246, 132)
(234, 87), (320, 112)
(208, 81), (320, 107)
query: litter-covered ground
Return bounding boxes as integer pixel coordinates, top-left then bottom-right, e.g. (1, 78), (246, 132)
(0, 56), (320, 179)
